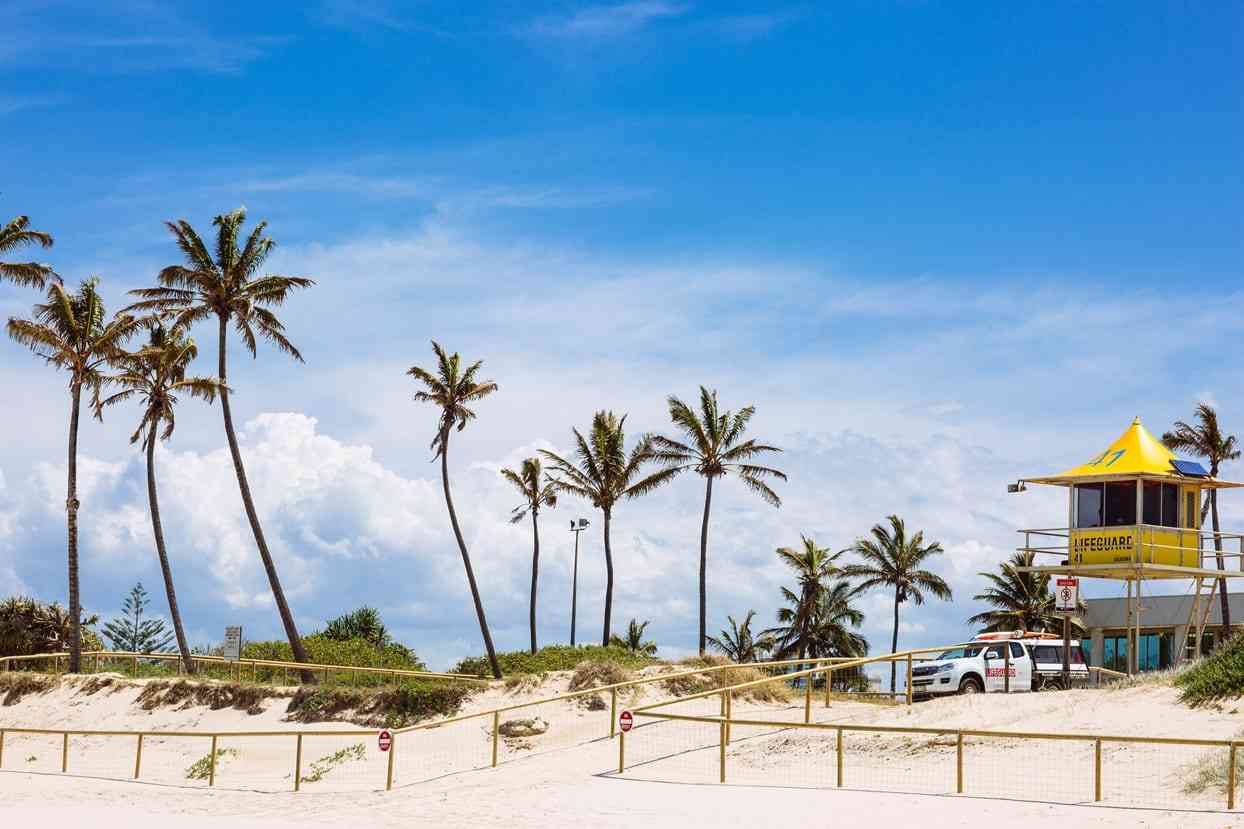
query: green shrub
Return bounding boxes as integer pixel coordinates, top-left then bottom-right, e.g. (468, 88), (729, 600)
(185, 748), (238, 780)
(453, 644), (659, 676)
(300, 743), (366, 783)
(241, 634), (425, 682)
(286, 679), (475, 727)
(1175, 631), (1244, 706)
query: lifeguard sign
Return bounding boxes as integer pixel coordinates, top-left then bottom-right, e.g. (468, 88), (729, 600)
(1013, 417), (1244, 674)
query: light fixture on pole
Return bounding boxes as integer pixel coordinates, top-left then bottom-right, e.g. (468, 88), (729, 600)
(569, 518), (590, 646)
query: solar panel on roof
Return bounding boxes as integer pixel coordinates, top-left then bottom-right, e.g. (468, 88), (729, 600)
(1171, 459), (1210, 477)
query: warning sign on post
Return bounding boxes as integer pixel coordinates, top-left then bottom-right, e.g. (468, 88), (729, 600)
(619, 711), (633, 733)
(378, 730), (393, 752)
(1056, 578), (1079, 614)
(223, 626), (243, 662)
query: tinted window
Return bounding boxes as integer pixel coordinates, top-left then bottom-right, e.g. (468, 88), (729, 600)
(1143, 482), (1180, 527)
(1010, 642), (1024, 658)
(1143, 482), (1162, 525)
(985, 645), (1005, 659)
(1033, 645), (1057, 662)
(1162, 484), (1179, 528)
(1103, 482), (1136, 526)
(1076, 484), (1103, 528)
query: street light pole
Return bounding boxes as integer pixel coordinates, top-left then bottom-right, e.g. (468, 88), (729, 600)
(570, 518), (589, 646)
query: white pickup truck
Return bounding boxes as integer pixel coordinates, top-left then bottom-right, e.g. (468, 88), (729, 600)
(909, 633), (1089, 698)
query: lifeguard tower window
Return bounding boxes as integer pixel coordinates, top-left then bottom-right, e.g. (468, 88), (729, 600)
(1142, 482), (1181, 527)
(1074, 482), (1136, 527)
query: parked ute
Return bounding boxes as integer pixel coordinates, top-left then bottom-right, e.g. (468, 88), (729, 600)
(909, 633), (1089, 698)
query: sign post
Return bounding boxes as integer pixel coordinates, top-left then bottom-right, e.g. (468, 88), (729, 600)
(223, 626), (243, 665)
(1056, 578), (1079, 688)
(618, 710), (633, 734)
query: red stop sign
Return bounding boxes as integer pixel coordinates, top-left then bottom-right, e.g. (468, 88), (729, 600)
(619, 711), (633, 733)
(378, 729), (393, 752)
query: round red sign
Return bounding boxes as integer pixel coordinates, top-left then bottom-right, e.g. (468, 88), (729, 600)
(378, 729), (393, 752)
(619, 711), (633, 733)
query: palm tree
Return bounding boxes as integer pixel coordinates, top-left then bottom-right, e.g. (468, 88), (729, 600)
(610, 618), (658, 656)
(706, 610), (772, 663)
(501, 457), (558, 655)
(649, 387), (786, 654)
(6, 278), (138, 671)
(1164, 404), (1240, 632)
(408, 341), (503, 679)
(762, 535), (844, 662)
(0, 214), (56, 288)
(803, 579), (869, 660)
(844, 515), (953, 694)
(125, 209), (316, 678)
(540, 411), (677, 646)
(966, 551), (1083, 635)
(96, 322), (224, 674)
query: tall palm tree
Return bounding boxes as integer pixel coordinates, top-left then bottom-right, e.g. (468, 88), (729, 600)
(501, 457), (557, 655)
(125, 209), (316, 678)
(966, 551), (1083, 635)
(803, 579), (870, 660)
(844, 515), (952, 693)
(6, 278), (138, 671)
(540, 411), (676, 645)
(706, 610), (772, 663)
(1164, 404), (1240, 632)
(96, 322), (224, 674)
(649, 387), (786, 653)
(408, 341), (503, 679)
(0, 214), (56, 288)
(762, 535), (845, 661)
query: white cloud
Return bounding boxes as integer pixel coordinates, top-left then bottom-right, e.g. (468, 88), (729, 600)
(524, 2), (690, 39)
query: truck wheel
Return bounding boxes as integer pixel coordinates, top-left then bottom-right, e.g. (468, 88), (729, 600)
(959, 676), (983, 695)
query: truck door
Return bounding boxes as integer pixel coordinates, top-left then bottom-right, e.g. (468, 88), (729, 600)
(983, 644), (1008, 692)
(1009, 641), (1032, 692)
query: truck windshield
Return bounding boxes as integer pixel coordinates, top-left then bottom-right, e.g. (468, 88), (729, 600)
(937, 645), (985, 660)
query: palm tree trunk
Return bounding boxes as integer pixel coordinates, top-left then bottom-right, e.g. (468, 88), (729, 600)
(698, 475), (713, 654)
(529, 508), (540, 656)
(146, 424), (194, 675)
(66, 381), (82, 673)
(1212, 489), (1231, 632)
(890, 587), (900, 695)
(602, 508), (614, 647)
(439, 428), (502, 679)
(216, 314), (314, 683)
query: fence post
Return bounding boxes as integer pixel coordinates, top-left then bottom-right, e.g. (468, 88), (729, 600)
(725, 689), (732, 745)
(385, 734), (396, 791)
(804, 670), (812, 724)
(836, 727), (843, 787)
(906, 654), (913, 706)
(825, 668), (833, 708)
(718, 721), (726, 783)
(618, 730), (625, 774)
(61, 732), (68, 773)
(1094, 738), (1102, 802)
(208, 735), (218, 787)
(294, 734), (303, 792)
(0, 729), (4, 769)
(1229, 743), (1238, 811)
(610, 688), (618, 738)
(956, 732), (963, 793)
(491, 711), (500, 768)
(132, 654), (138, 676)
(134, 734), (143, 779)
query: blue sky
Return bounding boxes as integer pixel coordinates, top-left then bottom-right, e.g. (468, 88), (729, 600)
(2, 1), (1243, 669)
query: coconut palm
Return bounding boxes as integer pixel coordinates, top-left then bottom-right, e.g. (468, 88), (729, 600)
(802, 579), (870, 660)
(125, 209), (316, 678)
(966, 551), (1083, 635)
(6, 278), (138, 671)
(648, 387), (786, 654)
(408, 341), (503, 678)
(540, 411), (677, 646)
(0, 214), (56, 289)
(610, 618), (658, 656)
(96, 321), (224, 674)
(1164, 404), (1240, 631)
(501, 457), (558, 655)
(844, 515), (953, 693)
(706, 610), (772, 663)
(761, 535), (845, 662)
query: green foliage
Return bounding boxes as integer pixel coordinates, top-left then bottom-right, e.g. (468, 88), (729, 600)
(321, 607), (389, 649)
(0, 595), (102, 656)
(102, 583), (174, 654)
(1176, 631), (1244, 706)
(0, 213), (55, 289)
(185, 748), (237, 780)
(608, 619), (658, 656)
(286, 680), (474, 728)
(242, 634), (425, 674)
(453, 644), (659, 676)
(707, 610), (772, 663)
(300, 743), (366, 783)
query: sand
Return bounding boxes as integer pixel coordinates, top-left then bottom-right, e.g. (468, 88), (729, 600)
(1, 670), (1241, 827)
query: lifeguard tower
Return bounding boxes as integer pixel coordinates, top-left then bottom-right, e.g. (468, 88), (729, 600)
(1014, 417), (1244, 675)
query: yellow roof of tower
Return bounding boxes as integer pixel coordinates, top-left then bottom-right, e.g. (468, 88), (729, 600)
(1023, 417), (1243, 488)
